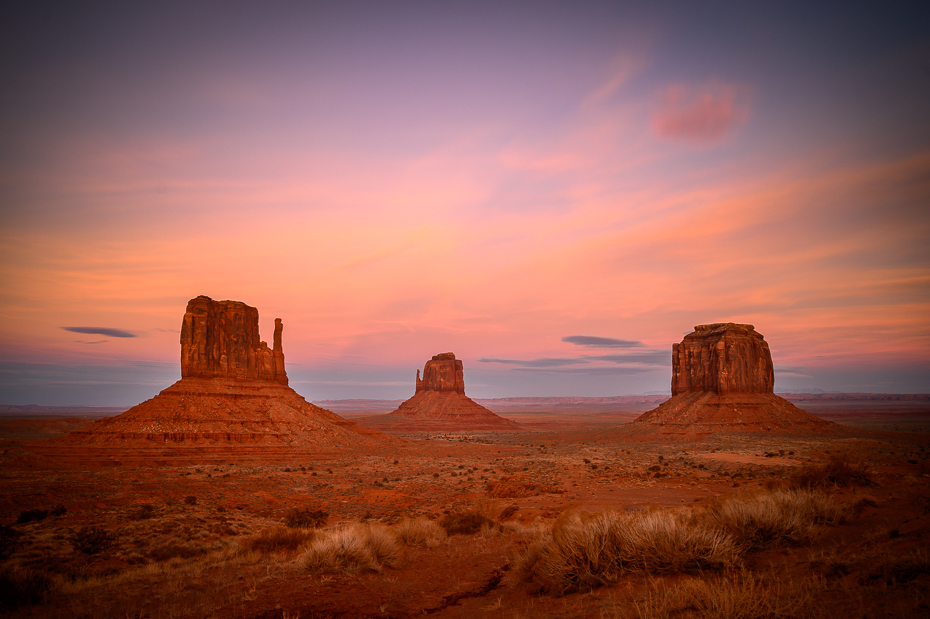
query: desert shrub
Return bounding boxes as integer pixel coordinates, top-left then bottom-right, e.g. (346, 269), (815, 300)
(514, 509), (739, 595)
(635, 572), (818, 619)
(393, 517), (446, 547)
(440, 510), (495, 535)
(148, 542), (207, 562)
(485, 476), (564, 498)
(0, 524), (21, 560)
(498, 504), (520, 521)
(69, 526), (117, 555)
(708, 488), (844, 550)
(16, 509), (49, 524)
(183, 495), (197, 505)
(129, 503), (156, 520)
(789, 454), (874, 488)
(0, 566), (55, 610)
(866, 550), (930, 585)
(244, 526), (313, 554)
(284, 507), (328, 529)
(303, 522), (401, 574)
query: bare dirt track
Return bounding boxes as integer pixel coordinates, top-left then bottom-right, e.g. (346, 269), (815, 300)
(1, 398), (929, 618)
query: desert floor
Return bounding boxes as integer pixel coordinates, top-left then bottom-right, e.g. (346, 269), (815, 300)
(1, 399), (928, 618)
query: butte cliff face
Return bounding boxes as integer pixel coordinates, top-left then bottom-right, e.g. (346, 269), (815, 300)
(180, 296), (288, 384)
(62, 296), (385, 453)
(358, 353), (518, 431)
(635, 323), (833, 435)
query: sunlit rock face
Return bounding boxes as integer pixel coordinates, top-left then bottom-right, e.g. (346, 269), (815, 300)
(634, 323), (833, 435)
(671, 323), (774, 395)
(180, 295), (287, 385)
(415, 352), (465, 394)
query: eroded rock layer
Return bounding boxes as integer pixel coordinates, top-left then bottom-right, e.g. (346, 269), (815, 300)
(181, 295), (287, 384)
(672, 323), (773, 395)
(359, 353), (518, 431)
(635, 323), (833, 435)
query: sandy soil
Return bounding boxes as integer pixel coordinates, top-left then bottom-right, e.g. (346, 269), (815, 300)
(0, 402), (928, 618)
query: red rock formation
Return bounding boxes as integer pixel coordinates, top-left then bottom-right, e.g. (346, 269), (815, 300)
(634, 323), (833, 435)
(416, 352), (465, 394)
(180, 296), (287, 384)
(672, 323), (773, 395)
(61, 296), (387, 450)
(357, 353), (519, 431)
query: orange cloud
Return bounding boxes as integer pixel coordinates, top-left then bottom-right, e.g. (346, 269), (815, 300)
(651, 82), (749, 143)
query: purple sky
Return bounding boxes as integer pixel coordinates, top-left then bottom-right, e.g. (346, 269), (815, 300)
(1, 1), (928, 405)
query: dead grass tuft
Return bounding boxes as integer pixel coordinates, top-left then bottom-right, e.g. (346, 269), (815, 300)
(303, 522), (402, 574)
(708, 488), (845, 550)
(513, 488), (845, 595)
(631, 571), (821, 619)
(789, 454), (874, 489)
(440, 510), (497, 536)
(485, 476), (564, 498)
(243, 526), (314, 554)
(393, 517), (446, 547)
(513, 509), (739, 595)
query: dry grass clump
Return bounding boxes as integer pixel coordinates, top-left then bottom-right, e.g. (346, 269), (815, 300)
(709, 488), (846, 550)
(630, 571), (820, 619)
(0, 566), (55, 611)
(393, 517), (446, 547)
(513, 488), (845, 595)
(789, 453), (874, 489)
(485, 476), (564, 498)
(243, 526), (314, 554)
(440, 509), (497, 536)
(513, 509), (739, 595)
(303, 522), (402, 574)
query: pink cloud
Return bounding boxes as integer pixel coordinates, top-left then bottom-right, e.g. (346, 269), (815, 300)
(651, 82), (749, 143)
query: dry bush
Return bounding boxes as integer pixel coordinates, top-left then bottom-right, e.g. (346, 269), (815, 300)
(303, 522), (402, 574)
(0, 566), (55, 611)
(632, 572), (819, 619)
(708, 488), (844, 550)
(513, 509), (740, 595)
(243, 526), (313, 554)
(284, 507), (328, 529)
(393, 517), (446, 547)
(485, 476), (564, 498)
(513, 488), (845, 596)
(440, 509), (497, 536)
(790, 454), (874, 489)
(68, 526), (117, 555)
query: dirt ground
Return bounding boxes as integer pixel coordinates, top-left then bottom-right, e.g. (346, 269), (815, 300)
(1, 403), (928, 618)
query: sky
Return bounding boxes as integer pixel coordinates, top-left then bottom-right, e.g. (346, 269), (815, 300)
(1, 0), (928, 406)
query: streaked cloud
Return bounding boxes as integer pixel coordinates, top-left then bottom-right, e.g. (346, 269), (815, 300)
(651, 82), (749, 143)
(563, 336), (644, 348)
(585, 352), (670, 366)
(62, 327), (136, 338)
(478, 357), (588, 368)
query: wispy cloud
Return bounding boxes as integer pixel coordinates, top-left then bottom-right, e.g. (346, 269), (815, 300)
(584, 352), (670, 366)
(62, 327), (136, 338)
(651, 81), (749, 143)
(563, 335), (644, 348)
(478, 357), (588, 368)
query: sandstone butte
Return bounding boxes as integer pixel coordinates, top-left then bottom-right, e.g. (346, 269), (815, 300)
(358, 353), (519, 431)
(58, 296), (385, 453)
(633, 323), (835, 435)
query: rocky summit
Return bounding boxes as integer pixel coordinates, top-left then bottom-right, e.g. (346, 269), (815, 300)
(59, 296), (384, 453)
(634, 323), (833, 435)
(358, 353), (519, 431)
